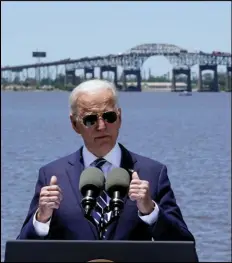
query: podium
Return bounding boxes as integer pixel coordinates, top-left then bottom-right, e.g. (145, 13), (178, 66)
(4, 240), (198, 262)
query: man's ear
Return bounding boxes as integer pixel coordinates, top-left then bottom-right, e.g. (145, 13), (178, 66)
(70, 114), (80, 134)
(118, 108), (122, 125)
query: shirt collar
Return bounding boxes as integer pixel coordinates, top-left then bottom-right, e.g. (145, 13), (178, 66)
(82, 142), (121, 168)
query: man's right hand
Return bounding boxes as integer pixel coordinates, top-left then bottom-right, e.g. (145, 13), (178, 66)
(36, 175), (63, 223)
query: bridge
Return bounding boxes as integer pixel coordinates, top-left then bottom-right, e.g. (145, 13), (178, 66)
(1, 43), (231, 92)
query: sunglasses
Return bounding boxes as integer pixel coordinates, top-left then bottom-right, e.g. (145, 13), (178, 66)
(80, 111), (118, 127)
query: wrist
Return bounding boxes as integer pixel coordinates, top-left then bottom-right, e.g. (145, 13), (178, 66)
(36, 211), (51, 223)
(139, 200), (155, 215)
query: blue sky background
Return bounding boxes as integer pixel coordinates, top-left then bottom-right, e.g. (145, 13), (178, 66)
(1, 1), (231, 76)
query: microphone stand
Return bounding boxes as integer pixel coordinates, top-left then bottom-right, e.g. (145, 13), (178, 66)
(97, 205), (122, 240)
(83, 205), (110, 240)
(84, 213), (97, 229)
(98, 213), (106, 240)
(84, 203), (123, 240)
(96, 205), (113, 240)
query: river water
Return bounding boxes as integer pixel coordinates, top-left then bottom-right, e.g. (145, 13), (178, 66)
(1, 91), (231, 261)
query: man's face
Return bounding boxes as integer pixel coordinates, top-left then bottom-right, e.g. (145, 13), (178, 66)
(70, 88), (121, 157)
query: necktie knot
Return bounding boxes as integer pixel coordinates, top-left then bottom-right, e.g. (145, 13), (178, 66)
(93, 158), (107, 170)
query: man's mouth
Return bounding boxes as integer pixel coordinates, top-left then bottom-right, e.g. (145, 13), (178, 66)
(95, 135), (110, 139)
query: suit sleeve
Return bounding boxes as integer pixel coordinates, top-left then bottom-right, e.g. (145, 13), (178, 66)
(16, 167), (49, 239)
(150, 165), (196, 242)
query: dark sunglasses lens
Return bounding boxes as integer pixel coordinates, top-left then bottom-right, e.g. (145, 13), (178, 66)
(83, 115), (98, 127)
(102, 111), (117, 123)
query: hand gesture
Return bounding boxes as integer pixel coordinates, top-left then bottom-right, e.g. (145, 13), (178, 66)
(37, 176), (63, 223)
(128, 171), (154, 215)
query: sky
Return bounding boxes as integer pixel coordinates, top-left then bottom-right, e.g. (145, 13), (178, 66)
(1, 1), (231, 76)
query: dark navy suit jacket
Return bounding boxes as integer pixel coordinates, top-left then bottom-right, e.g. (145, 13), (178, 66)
(17, 143), (196, 242)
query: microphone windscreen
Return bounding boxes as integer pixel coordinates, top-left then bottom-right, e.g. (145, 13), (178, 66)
(105, 168), (130, 197)
(79, 167), (105, 195)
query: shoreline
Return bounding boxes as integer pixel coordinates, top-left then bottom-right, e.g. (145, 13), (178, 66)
(1, 88), (195, 93)
(1, 85), (228, 93)
(1, 84), (192, 93)
(1, 89), (227, 93)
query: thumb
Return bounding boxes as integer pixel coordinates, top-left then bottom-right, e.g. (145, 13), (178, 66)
(50, 175), (58, 186)
(132, 171), (140, 180)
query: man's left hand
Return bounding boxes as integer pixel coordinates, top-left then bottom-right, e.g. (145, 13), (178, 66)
(128, 171), (155, 215)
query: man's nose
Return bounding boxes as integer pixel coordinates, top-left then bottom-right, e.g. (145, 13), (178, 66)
(96, 117), (106, 130)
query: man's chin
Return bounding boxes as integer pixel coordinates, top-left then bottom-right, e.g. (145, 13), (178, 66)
(94, 140), (114, 156)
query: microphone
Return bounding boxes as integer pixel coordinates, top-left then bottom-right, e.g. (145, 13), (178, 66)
(105, 168), (130, 218)
(79, 167), (105, 216)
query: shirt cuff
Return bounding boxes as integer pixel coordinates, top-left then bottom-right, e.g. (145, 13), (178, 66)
(33, 210), (51, 236)
(138, 201), (159, 225)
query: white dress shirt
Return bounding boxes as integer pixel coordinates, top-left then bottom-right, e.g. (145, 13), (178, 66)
(33, 143), (159, 236)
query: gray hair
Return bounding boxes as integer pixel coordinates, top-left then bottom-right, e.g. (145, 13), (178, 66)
(69, 79), (119, 116)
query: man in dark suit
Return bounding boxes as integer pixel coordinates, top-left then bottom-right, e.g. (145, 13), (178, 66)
(17, 79), (196, 243)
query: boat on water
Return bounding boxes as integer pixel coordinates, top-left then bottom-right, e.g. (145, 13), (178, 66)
(179, 90), (192, 96)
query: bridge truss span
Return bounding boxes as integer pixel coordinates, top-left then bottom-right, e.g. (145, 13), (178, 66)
(1, 42), (231, 92)
(127, 43), (185, 55)
(1, 42), (231, 72)
(198, 54), (231, 66)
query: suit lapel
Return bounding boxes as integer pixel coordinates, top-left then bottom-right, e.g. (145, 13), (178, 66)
(66, 148), (84, 204)
(119, 143), (137, 174)
(66, 147), (99, 239)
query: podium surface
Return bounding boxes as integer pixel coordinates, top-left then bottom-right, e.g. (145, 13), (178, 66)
(4, 240), (198, 262)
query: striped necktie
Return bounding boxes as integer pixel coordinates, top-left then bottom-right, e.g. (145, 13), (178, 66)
(92, 158), (108, 238)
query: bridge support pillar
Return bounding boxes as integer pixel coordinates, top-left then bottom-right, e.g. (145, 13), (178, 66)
(84, 67), (95, 79)
(26, 69), (29, 80)
(198, 65), (218, 92)
(171, 67), (191, 92)
(100, 66), (118, 87)
(65, 69), (78, 86)
(122, 69), (141, 91)
(226, 66), (231, 92)
(55, 66), (59, 80)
